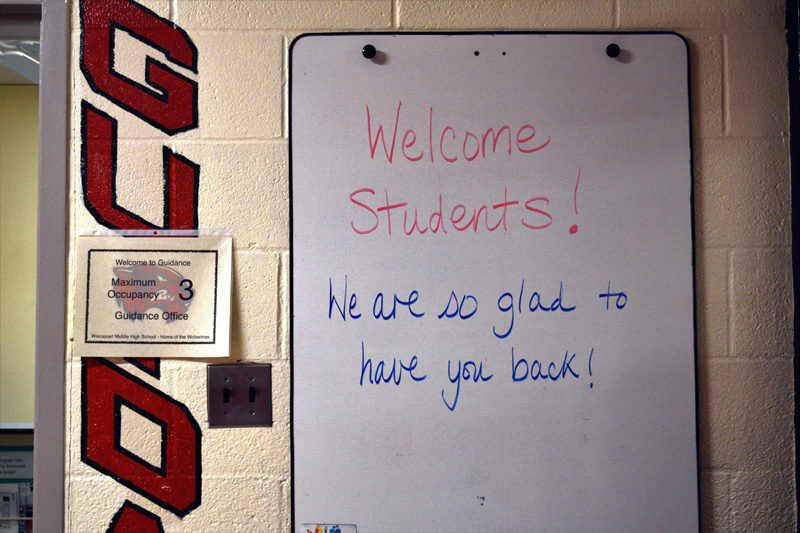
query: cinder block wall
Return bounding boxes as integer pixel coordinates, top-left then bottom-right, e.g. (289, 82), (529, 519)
(65, 0), (795, 531)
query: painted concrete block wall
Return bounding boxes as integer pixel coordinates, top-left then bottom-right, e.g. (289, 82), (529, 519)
(64, 0), (794, 531)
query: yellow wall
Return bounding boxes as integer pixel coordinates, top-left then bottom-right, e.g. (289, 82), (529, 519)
(0, 85), (38, 426)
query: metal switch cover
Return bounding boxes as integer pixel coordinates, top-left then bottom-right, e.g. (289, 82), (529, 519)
(207, 363), (272, 428)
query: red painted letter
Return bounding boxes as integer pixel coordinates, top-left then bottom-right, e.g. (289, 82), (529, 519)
(107, 500), (164, 533)
(82, 358), (201, 517)
(80, 0), (198, 134)
(81, 101), (199, 230)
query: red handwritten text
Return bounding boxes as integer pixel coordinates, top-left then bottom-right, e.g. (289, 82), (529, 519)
(349, 187), (552, 236)
(366, 102), (550, 164)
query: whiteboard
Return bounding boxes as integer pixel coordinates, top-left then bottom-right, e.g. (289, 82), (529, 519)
(290, 33), (697, 533)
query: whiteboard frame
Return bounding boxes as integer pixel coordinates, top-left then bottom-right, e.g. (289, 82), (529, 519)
(288, 31), (699, 532)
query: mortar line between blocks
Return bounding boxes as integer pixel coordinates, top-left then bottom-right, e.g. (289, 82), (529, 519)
(704, 245), (792, 251)
(64, 360), (74, 524)
(722, 33), (730, 136)
(696, 134), (789, 141)
(707, 467), (795, 476)
(276, 251), (285, 358)
(281, 478), (292, 529)
(234, 247), (290, 254)
(109, 137), (288, 144)
(726, 249), (732, 357)
(727, 472), (734, 515)
(167, 138), (287, 144)
(612, 0), (620, 28)
(714, 355), (795, 363)
(392, 0), (399, 29)
(282, 35), (289, 140)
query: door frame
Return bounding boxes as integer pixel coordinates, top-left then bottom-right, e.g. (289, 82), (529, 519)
(0, 0), (68, 530)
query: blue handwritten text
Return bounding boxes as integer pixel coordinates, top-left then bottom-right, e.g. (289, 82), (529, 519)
(360, 342), (427, 386)
(493, 280), (576, 339)
(441, 359), (494, 411)
(511, 347), (582, 382)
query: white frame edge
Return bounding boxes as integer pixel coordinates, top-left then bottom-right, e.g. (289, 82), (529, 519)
(35, 0), (68, 530)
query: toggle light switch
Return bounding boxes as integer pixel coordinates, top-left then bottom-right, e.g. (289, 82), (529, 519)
(207, 363), (272, 428)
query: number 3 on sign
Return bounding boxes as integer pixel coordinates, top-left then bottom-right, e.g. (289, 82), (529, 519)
(179, 279), (194, 300)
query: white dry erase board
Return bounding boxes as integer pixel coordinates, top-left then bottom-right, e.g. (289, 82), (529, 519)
(290, 33), (697, 533)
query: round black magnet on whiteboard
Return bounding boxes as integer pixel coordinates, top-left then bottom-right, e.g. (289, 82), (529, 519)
(362, 44), (377, 59)
(606, 43), (621, 58)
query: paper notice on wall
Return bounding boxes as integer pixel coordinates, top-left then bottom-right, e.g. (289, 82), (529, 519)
(0, 448), (32, 480)
(0, 487), (17, 532)
(73, 233), (232, 358)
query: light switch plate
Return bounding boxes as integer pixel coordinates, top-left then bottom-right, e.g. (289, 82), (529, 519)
(207, 363), (272, 428)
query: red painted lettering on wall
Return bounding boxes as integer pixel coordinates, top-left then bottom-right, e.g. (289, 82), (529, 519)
(83, 358), (201, 517)
(79, 0), (202, 527)
(107, 500), (165, 533)
(81, 101), (199, 230)
(80, 0), (197, 134)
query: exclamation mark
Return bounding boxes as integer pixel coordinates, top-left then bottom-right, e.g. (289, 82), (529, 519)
(569, 167), (581, 235)
(588, 347), (594, 389)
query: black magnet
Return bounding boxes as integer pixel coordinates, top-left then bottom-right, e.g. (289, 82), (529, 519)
(362, 44), (377, 59)
(606, 43), (621, 58)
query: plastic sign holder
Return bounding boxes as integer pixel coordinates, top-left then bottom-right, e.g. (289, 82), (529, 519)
(73, 230), (232, 358)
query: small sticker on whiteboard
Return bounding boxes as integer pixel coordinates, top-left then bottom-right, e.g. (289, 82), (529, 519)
(299, 524), (356, 533)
